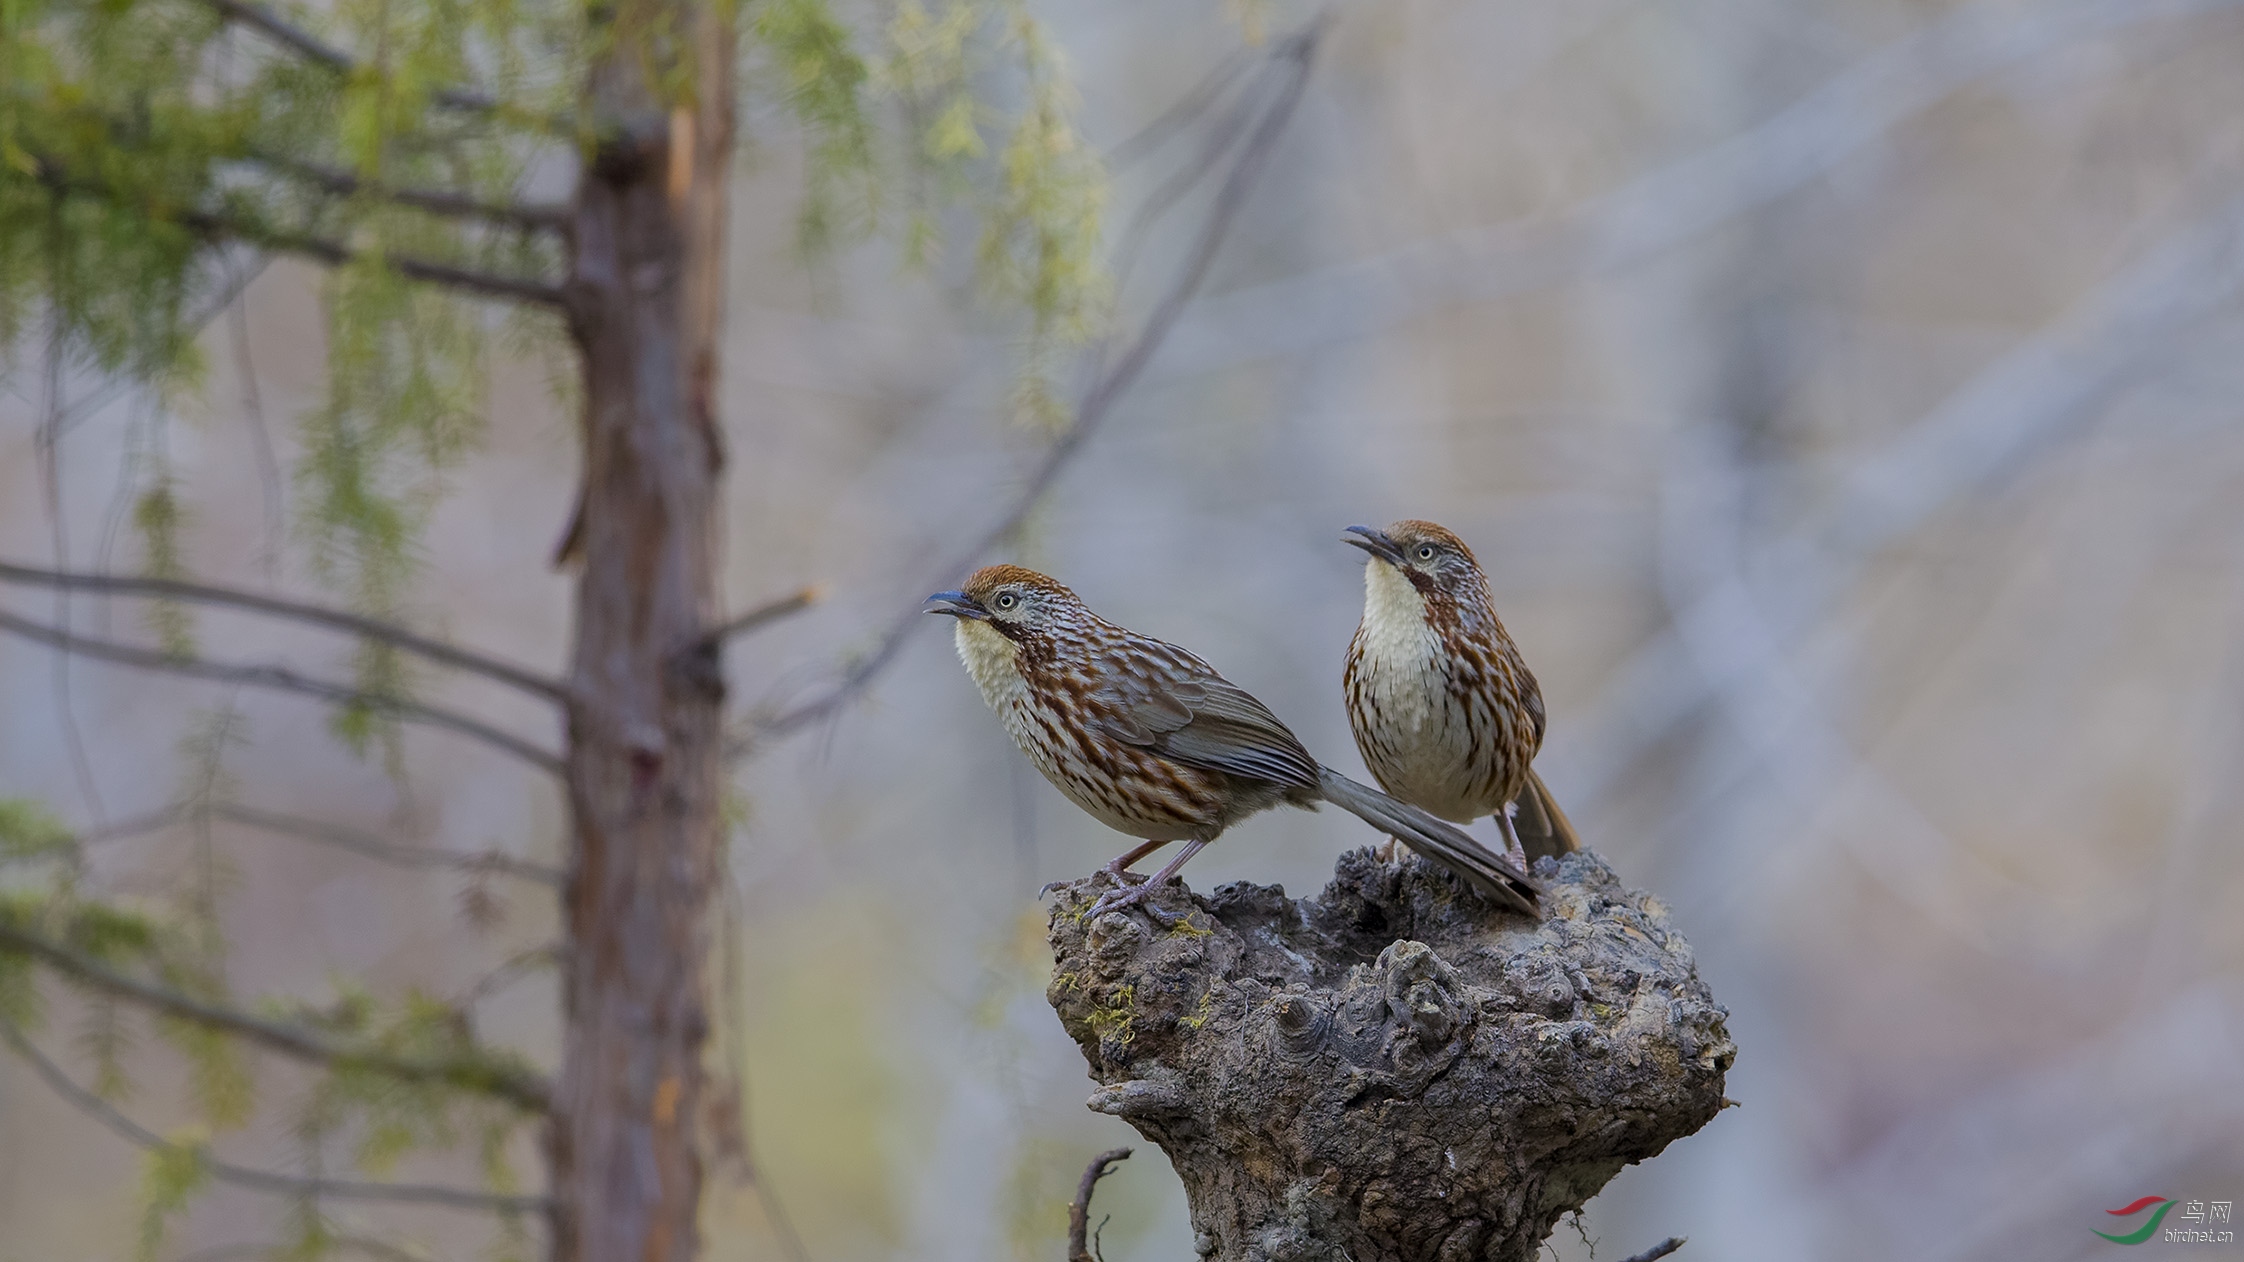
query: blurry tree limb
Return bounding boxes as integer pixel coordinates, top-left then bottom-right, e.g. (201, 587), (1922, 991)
(0, 922), (553, 1111)
(248, 150), (569, 233)
(164, 204), (568, 307)
(47, 253), (270, 442)
(1151, 0), (2244, 377)
(1620, 1239), (1686, 1262)
(0, 561), (567, 703)
(732, 15), (1330, 753)
(173, 1235), (431, 1262)
(59, 801), (564, 886)
(1067, 1147), (1130, 1262)
(0, 1019), (549, 1213)
(707, 586), (822, 646)
(0, 609), (565, 775)
(29, 156), (567, 307)
(196, 0), (541, 125)
(215, 804), (565, 886)
(1552, 194), (2244, 813)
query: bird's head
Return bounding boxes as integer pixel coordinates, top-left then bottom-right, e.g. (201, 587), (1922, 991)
(925, 564), (1087, 677)
(1344, 520), (1484, 592)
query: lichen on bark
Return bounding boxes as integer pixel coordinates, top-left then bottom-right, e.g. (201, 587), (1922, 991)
(1046, 848), (1734, 1262)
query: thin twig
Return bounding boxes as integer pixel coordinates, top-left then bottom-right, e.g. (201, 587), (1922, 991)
(52, 253), (271, 442)
(1107, 42), (1259, 167)
(63, 802), (564, 885)
(0, 560), (567, 702)
(196, 0), (532, 122)
(0, 925), (551, 1111)
(169, 205), (568, 307)
(226, 260), (285, 581)
(1149, 0), (2244, 378)
(452, 943), (564, 1008)
(735, 16), (1330, 753)
(219, 804), (566, 885)
(707, 586), (822, 646)
(0, 609), (564, 775)
(248, 150), (569, 233)
(0, 1019), (549, 1213)
(1618, 1238), (1685, 1262)
(1066, 1147), (1131, 1262)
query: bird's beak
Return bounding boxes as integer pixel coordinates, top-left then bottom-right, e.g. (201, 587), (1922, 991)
(924, 590), (988, 620)
(1343, 525), (1406, 567)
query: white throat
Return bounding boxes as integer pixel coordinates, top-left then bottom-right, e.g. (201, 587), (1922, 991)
(1357, 561), (1440, 721)
(954, 618), (1027, 711)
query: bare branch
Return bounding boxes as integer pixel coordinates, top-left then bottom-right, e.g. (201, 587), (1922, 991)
(0, 1019), (549, 1213)
(168, 205), (568, 307)
(1067, 1148), (1131, 1262)
(196, 0), (534, 123)
(0, 922), (552, 1111)
(707, 586), (821, 646)
(0, 609), (565, 775)
(1151, 0), (2244, 378)
(1620, 1239), (1687, 1262)
(33, 156), (567, 308)
(62, 801), (563, 886)
(247, 151), (569, 234)
(734, 16), (1330, 753)
(216, 804), (565, 885)
(0, 561), (567, 703)
(1552, 192), (2244, 814)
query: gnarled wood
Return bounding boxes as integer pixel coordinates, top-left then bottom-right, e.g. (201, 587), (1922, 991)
(1046, 849), (1733, 1262)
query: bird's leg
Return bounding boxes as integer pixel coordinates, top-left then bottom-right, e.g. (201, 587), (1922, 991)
(1103, 838), (1169, 884)
(1087, 839), (1209, 925)
(1495, 806), (1529, 871)
(1376, 836), (1399, 863)
(1043, 838), (1170, 897)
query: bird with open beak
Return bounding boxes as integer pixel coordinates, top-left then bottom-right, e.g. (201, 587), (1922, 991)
(1342, 520), (1581, 869)
(928, 564), (1541, 921)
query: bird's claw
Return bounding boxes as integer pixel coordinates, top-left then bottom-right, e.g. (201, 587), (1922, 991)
(1086, 880), (1180, 926)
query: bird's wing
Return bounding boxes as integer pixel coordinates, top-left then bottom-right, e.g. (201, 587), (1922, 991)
(1085, 638), (1320, 788)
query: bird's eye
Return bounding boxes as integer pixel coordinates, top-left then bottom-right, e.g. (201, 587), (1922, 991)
(1415, 544), (1437, 561)
(994, 592), (1018, 611)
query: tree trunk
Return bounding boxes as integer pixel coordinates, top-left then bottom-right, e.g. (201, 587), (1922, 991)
(1046, 849), (1734, 1262)
(549, 2), (737, 1257)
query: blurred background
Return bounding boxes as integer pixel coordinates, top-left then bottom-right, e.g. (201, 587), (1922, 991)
(6, 0), (2244, 1258)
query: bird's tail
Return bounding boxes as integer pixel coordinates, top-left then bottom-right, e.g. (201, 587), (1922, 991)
(1511, 768), (1581, 862)
(1315, 767), (1542, 916)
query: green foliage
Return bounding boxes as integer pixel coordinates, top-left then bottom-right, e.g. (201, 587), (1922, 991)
(132, 474), (197, 659)
(137, 1134), (212, 1262)
(756, 0), (875, 252)
(0, 797), (73, 864)
(758, 0), (1110, 425)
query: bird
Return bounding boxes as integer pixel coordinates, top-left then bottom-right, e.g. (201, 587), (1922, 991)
(1342, 520), (1581, 870)
(926, 564), (1542, 922)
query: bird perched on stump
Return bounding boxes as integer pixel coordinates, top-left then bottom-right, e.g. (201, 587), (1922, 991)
(927, 565), (1541, 921)
(1343, 520), (1581, 869)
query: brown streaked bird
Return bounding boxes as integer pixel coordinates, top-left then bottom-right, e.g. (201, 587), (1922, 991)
(1342, 520), (1581, 870)
(927, 565), (1541, 921)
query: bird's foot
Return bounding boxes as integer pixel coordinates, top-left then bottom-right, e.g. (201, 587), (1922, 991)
(1100, 861), (1152, 886)
(1376, 835), (1400, 864)
(1086, 879), (1180, 926)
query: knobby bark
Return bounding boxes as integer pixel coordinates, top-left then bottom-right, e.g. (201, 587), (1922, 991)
(1046, 849), (1734, 1262)
(550, 0), (738, 1256)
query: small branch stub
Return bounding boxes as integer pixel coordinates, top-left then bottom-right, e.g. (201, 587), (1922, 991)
(1068, 1147), (1132, 1262)
(1046, 849), (1733, 1262)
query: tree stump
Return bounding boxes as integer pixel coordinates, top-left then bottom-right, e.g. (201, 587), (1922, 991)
(1045, 848), (1734, 1262)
